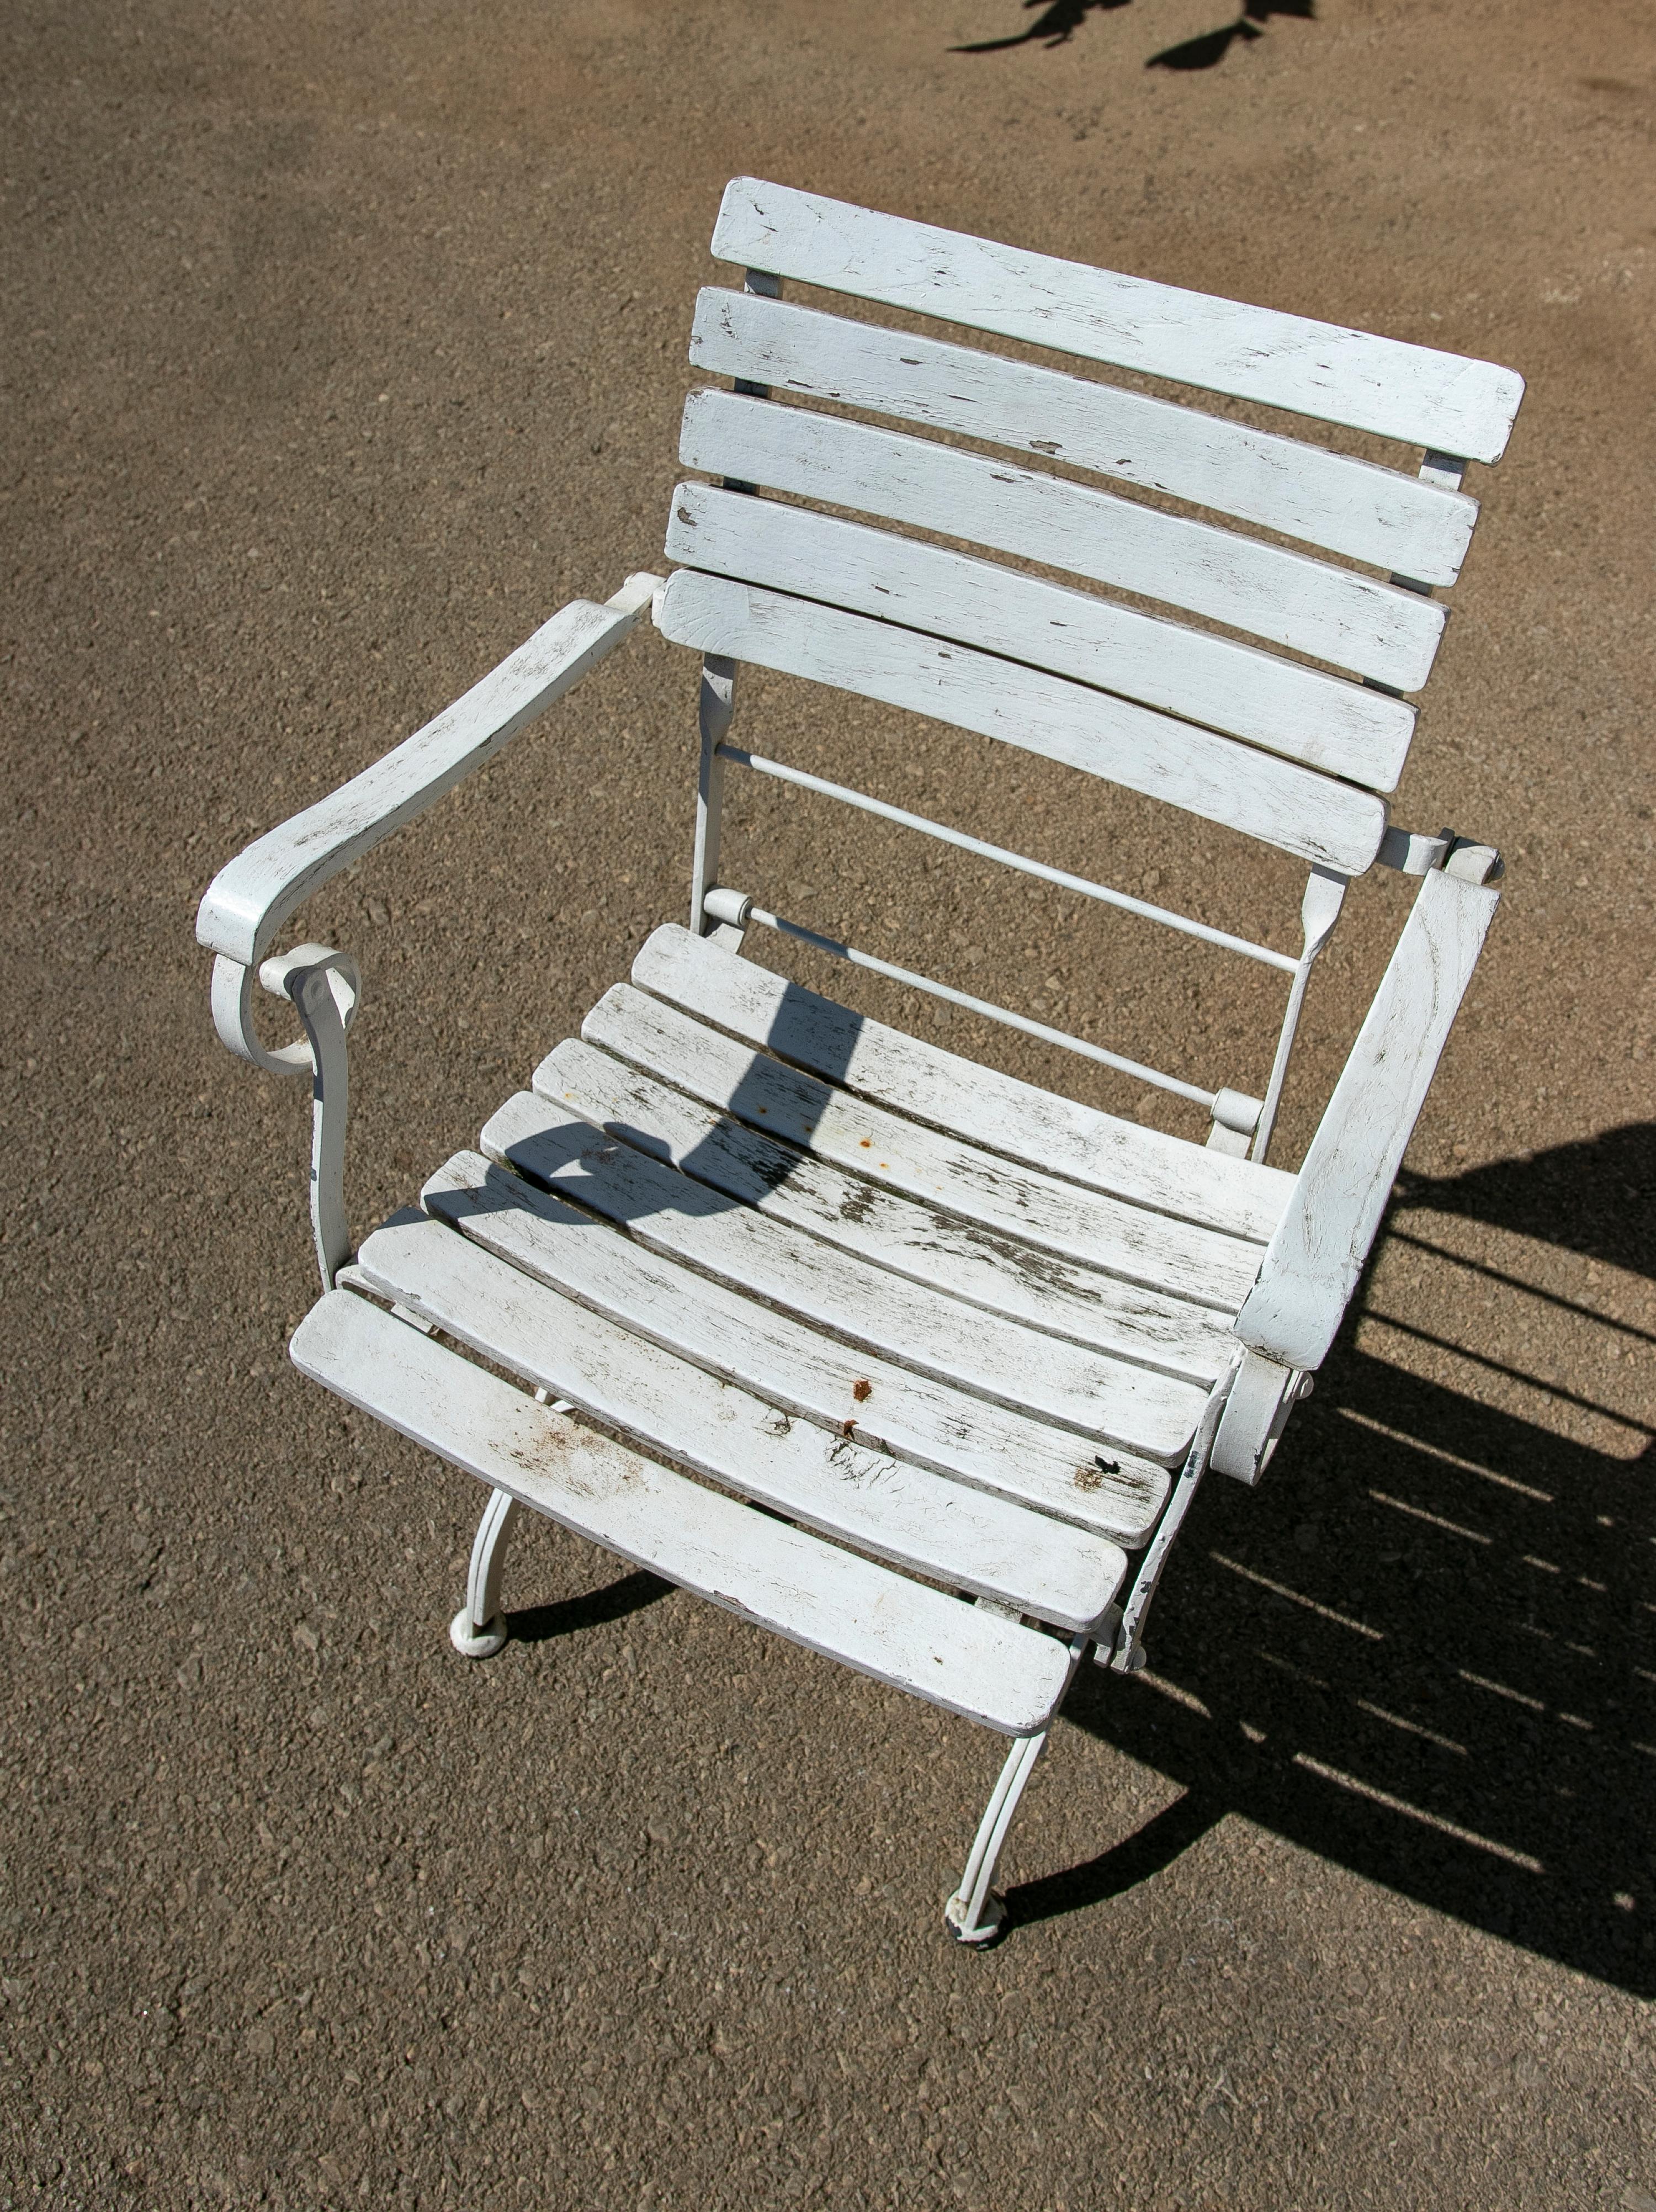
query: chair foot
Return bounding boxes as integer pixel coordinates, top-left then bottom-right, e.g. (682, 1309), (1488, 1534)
(449, 1486), (518, 1661)
(944, 1727), (1048, 1948)
(944, 1888), (1007, 1945)
(449, 1607), (509, 1660)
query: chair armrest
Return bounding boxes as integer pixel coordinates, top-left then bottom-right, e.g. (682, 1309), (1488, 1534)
(194, 571), (663, 968)
(1233, 853), (1500, 1373)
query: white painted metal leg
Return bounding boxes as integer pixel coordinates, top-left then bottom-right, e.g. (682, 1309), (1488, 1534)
(944, 1625), (1093, 1944)
(290, 964), (354, 1291)
(449, 1486), (518, 1659)
(945, 1728), (1048, 1944)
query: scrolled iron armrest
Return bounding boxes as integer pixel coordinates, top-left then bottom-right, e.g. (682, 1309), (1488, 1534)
(196, 572), (662, 970)
(197, 571), (662, 1288)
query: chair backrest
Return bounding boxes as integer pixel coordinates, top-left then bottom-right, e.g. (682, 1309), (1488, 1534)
(655, 180), (1523, 1160)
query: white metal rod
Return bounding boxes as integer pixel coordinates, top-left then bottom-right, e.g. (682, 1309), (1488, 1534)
(1250, 866), (1346, 1163)
(1250, 954), (1314, 1164)
(690, 658), (736, 935)
(1110, 1354), (1241, 1675)
(745, 904), (1218, 1108)
(719, 744), (1300, 975)
(948, 1728), (1045, 1940)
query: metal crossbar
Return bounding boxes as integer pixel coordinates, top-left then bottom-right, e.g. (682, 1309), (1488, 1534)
(699, 721), (1346, 1159)
(741, 903), (1219, 1108)
(717, 745), (1301, 975)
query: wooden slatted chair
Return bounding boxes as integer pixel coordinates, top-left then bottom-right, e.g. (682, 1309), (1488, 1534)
(196, 181), (1524, 1944)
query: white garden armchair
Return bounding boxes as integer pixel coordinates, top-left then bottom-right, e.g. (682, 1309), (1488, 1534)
(197, 181), (1519, 1944)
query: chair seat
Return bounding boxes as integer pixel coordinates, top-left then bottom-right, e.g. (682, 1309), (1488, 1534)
(290, 926), (1277, 1726)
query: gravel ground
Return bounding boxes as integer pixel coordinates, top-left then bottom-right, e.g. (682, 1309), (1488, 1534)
(4, 1), (1654, 2205)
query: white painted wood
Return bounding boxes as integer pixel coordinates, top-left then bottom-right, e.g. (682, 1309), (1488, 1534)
(679, 391), (1446, 690)
(196, 574), (662, 968)
(710, 179), (1525, 463)
(667, 484), (1415, 791)
(478, 1087), (1209, 1465)
(539, 1030), (1238, 1372)
(631, 924), (1294, 1242)
(689, 289), (1480, 584)
(422, 1150), (1171, 1541)
(291, 1289), (1074, 1734)
(352, 1216), (1126, 1629)
(656, 574), (1389, 876)
(573, 985), (1262, 1324)
(1235, 866), (1500, 1372)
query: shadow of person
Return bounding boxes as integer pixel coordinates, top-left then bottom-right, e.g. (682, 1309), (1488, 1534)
(1009, 1131), (1656, 1994)
(1148, 0), (1314, 70)
(951, 0), (1315, 65)
(952, 0), (1133, 55)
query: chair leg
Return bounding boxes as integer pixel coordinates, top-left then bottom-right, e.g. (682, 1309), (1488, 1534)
(449, 1486), (518, 1659)
(944, 1727), (1049, 1945)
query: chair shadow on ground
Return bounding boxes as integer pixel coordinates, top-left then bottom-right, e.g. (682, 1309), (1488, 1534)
(1014, 1125), (1656, 1996)
(506, 1568), (672, 1646)
(951, 0), (1315, 70)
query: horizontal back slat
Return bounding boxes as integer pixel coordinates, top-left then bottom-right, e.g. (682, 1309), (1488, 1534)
(681, 391), (1445, 689)
(713, 178), (1525, 464)
(656, 570), (1388, 874)
(690, 289), (1479, 585)
(667, 483), (1415, 791)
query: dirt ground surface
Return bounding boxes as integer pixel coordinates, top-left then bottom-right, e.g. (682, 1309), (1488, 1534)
(4, 0), (1655, 2205)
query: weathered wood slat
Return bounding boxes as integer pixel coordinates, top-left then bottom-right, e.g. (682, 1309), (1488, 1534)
(689, 288), (1479, 583)
(632, 925), (1294, 1242)
(656, 573), (1389, 876)
(666, 482), (1415, 791)
(1236, 866), (1500, 1372)
(540, 1030), (1235, 1371)
(422, 1151), (1171, 1542)
(352, 1216), (1126, 1629)
(291, 1288), (1075, 1733)
(478, 1088), (1210, 1465)
(575, 983), (1259, 1329)
(680, 390), (1446, 689)
(711, 179), (1525, 463)
(551, 1036), (1238, 1381)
